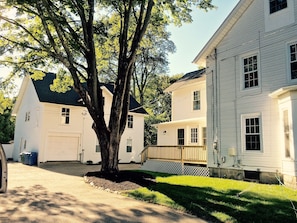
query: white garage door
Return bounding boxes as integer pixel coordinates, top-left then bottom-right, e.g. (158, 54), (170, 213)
(46, 135), (79, 161)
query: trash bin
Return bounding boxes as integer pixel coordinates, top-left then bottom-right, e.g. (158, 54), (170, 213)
(24, 152), (30, 165)
(20, 152), (30, 164)
(28, 152), (37, 166)
(20, 152), (25, 164)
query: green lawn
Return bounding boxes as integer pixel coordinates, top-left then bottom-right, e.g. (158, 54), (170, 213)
(124, 172), (297, 223)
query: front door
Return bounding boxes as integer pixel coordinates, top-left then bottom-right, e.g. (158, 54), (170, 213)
(177, 129), (184, 145)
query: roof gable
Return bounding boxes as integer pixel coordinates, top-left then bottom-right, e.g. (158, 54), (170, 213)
(193, 0), (254, 67)
(32, 73), (82, 106)
(31, 73), (147, 114)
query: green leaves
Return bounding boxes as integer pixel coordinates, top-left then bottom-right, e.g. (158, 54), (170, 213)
(49, 69), (74, 93)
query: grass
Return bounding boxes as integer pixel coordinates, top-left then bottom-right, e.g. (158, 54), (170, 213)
(123, 171), (297, 223)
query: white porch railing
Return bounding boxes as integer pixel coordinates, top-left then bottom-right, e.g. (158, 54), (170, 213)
(141, 145), (207, 165)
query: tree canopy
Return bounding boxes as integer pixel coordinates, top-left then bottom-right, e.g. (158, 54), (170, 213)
(0, 0), (214, 173)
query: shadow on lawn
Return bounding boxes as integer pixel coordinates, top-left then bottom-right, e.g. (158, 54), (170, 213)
(134, 181), (296, 223)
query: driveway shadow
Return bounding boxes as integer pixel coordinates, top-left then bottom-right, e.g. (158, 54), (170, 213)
(39, 162), (141, 177)
(0, 184), (183, 223)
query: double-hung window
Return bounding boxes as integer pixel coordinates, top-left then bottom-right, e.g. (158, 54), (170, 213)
(127, 115), (133, 128)
(61, 108), (70, 124)
(269, 0), (287, 14)
(193, 91), (200, 110)
(25, 111), (30, 122)
(177, 129), (184, 145)
(202, 127), (207, 146)
(290, 43), (297, 80)
(126, 139), (132, 153)
(191, 128), (198, 143)
(243, 115), (261, 151)
(243, 55), (258, 89)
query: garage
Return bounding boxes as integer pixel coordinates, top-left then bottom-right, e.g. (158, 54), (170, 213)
(46, 135), (80, 161)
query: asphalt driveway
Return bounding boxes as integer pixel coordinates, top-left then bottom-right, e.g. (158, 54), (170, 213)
(0, 162), (207, 223)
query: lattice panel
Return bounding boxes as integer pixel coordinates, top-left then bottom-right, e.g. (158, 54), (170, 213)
(141, 160), (209, 177)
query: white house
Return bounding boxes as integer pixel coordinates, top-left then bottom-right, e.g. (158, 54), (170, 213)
(193, 0), (297, 186)
(156, 69), (207, 147)
(12, 73), (147, 164)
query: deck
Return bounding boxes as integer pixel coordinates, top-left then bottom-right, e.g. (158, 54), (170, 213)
(141, 145), (207, 165)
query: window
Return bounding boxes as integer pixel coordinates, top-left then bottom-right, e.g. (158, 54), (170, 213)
(290, 43), (297, 80)
(193, 91), (200, 110)
(95, 139), (100, 153)
(127, 115), (133, 128)
(177, 129), (184, 145)
(202, 127), (207, 146)
(244, 116), (261, 151)
(243, 55), (258, 89)
(61, 108), (70, 124)
(270, 0), (287, 14)
(283, 110), (290, 158)
(191, 128), (198, 143)
(25, 111), (30, 122)
(24, 140), (27, 150)
(126, 139), (132, 153)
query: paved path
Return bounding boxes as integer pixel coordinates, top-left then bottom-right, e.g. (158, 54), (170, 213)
(0, 162), (208, 223)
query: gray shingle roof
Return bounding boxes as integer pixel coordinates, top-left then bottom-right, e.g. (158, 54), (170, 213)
(32, 73), (147, 114)
(176, 68), (206, 83)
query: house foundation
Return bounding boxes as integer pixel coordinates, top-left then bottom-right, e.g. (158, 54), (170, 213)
(209, 167), (282, 185)
(283, 175), (297, 189)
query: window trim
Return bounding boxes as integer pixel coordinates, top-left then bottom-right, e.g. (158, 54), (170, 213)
(242, 113), (262, 152)
(190, 128), (198, 144)
(126, 138), (132, 153)
(269, 0), (287, 14)
(288, 41), (297, 81)
(240, 51), (260, 91)
(177, 128), (185, 145)
(25, 111), (30, 122)
(282, 109), (291, 158)
(127, 115), (133, 128)
(61, 107), (70, 125)
(202, 127), (207, 146)
(193, 91), (201, 110)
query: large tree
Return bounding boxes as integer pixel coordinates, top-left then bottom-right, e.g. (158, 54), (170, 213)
(0, 0), (214, 173)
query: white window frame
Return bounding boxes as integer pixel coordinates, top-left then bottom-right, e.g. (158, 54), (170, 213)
(264, 0), (294, 32)
(193, 91), (200, 110)
(126, 138), (132, 153)
(25, 111), (30, 122)
(202, 127), (207, 146)
(269, 0), (287, 14)
(127, 115), (133, 128)
(241, 113), (262, 152)
(242, 54), (259, 90)
(289, 42), (297, 81)
(190, 128), (198, 144)
(61, 107), (70, 124)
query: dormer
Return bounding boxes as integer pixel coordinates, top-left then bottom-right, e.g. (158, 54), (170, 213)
(264, 0), (295, 32)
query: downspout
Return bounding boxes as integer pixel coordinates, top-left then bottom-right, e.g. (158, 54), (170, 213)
(214, 48), (221, 169)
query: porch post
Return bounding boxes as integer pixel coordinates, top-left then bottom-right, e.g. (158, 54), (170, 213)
(180, 146), (184, 175)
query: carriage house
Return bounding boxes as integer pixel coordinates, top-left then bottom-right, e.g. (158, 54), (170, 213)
(12, 73), (147, 165)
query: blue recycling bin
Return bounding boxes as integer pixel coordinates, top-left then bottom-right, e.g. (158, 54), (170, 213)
(28, 152), (37, 166)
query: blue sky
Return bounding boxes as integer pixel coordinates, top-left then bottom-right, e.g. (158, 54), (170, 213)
(0, 0), (240, 79)
(168, 0), (240, 75)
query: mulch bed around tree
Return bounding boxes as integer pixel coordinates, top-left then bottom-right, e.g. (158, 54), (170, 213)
(84, 170), (156, 193)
